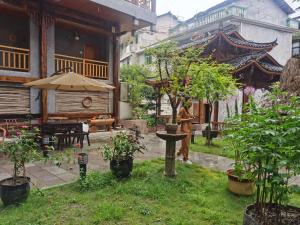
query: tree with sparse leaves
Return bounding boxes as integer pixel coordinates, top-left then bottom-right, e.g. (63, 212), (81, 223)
(190, 61), (237, 146)
(145, 42), (202, 124)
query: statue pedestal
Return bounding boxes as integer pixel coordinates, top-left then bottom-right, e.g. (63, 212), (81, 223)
(156, 132), (187, 177)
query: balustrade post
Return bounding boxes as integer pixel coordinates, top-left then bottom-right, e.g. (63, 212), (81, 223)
(83, 59), (86, 76)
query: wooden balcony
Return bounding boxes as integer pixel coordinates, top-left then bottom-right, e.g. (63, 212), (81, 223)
(55, 54), (109, 79)
(0, 45), (30, 72)
(125, 0), (153, 10)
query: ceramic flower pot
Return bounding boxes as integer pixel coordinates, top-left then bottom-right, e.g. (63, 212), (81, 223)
(110, 157), (133, 178)
(0, 176), (31, 206)
(227, 169), (255, 196)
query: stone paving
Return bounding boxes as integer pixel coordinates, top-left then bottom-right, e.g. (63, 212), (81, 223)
(0, 132), (299, 189)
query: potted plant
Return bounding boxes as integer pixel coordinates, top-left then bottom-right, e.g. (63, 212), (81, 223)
(226, 85), (300, 224)
(102, 132), (145, 178)
(225, 116), (255, 196)
(0, 129), (42, 206)
(146, 42), (202, 134)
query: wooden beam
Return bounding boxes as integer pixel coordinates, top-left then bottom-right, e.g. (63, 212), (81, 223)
(51, 4), (113, 34)
(0, 76), (37, 83)
(49, 112), (111, 119)
(56, 18), (112, 37)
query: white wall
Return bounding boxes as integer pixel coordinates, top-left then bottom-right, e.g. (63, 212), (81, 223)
(240, 22), (292, 65)
(119, 101), (132, 119)
(236, 0), (289, 26)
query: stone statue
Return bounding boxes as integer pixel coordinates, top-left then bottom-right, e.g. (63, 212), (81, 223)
(177, 97), (193, 164)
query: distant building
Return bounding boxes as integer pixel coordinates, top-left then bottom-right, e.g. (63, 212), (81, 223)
(120, 12), (180, 66)
(119, 12), (180, 119)
(171, 0), (297, 66)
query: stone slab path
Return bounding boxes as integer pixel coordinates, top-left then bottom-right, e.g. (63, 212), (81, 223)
(0, 132), (299, 189)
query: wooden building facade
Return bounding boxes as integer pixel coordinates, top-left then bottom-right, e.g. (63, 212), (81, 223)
(0, 0), (156, 122)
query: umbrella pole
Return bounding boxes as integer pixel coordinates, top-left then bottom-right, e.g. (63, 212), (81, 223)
(42, 90), (48, 123)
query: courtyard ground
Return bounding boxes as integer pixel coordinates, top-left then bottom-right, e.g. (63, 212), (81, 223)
(1, 159), (300, 225)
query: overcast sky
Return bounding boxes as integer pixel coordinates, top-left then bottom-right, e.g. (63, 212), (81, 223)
(156, 0), (300, 20)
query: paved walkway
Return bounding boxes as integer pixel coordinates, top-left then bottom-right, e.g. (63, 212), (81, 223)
(0, 132), (299, 188)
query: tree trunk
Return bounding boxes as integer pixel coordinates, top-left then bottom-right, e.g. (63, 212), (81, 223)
(206, 103), (213, 146)
(172, 108), (177, 124)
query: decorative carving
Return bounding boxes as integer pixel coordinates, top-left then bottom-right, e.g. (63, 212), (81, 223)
(82, 97), (93, 108)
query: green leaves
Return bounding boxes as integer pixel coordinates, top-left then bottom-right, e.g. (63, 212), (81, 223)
(102, 132), (146, 161)
(190, 62), (237, 102)
(225, 84), (300, 221)
(120, 65), (155, 119)
(145, 41), (203, 123)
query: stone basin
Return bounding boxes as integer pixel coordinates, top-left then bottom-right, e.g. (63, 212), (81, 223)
(156, 132), (187, 142)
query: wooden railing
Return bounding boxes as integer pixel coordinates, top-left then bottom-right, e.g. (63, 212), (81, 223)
(125, 0), (152, 10)
(55, 54), (109, 79)
(0, 45), (30, 72)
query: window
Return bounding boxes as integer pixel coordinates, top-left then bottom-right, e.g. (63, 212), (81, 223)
(145, 55), (152, 64)
(292, 41), (300, 56)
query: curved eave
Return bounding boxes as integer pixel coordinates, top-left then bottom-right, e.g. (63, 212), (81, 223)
(219, 32), (277, 51)
(233, 60), (282, 76)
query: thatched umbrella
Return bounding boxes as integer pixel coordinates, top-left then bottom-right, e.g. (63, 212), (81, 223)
(280, 58), (300, 96)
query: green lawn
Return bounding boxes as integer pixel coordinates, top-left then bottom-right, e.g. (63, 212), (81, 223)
(1, 160), (299, 225)
(190, 136), (234, 159)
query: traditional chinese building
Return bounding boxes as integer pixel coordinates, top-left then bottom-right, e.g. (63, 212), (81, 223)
(0, 0), (156, 123)
(181, 28), (284, 124)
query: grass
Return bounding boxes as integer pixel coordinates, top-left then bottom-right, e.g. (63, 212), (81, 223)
(1, 160), (299, 225)
(190, 136), (234, 159)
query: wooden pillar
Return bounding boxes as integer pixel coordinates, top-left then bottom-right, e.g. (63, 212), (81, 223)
(213, 101), (219, 130)
(38, 4), (49, 123)
(199, 101), (204, 124)
(112, 27), (120, 124)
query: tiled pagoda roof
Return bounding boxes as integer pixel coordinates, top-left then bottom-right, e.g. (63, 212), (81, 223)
(227, 52), (283, 74)
(181, 31), (278, 51)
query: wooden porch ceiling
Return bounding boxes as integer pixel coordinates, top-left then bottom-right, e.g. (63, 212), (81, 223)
(46, 0), (153, 32)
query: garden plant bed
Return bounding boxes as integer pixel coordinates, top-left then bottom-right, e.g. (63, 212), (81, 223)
(1, 160), (299, 225)
(244, 204), (300, 225)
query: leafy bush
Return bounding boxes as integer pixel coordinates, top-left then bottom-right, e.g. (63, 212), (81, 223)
(102, 132), (146, 161)
(120, 65), (155, 119)
(225, 84), (300, 224)
(0, 129), (42, 184)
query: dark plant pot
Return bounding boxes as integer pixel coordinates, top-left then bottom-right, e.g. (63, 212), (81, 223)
(243, 204), (300, 225)
(227, 169), (255, 196)
(110, 157), (133, 178)
(202, 130), (218, 138)
(0, 176), (30, 206)
(165, 124), (178, 134)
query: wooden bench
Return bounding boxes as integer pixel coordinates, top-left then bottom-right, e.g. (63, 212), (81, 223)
(88, 118), (115, 132)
